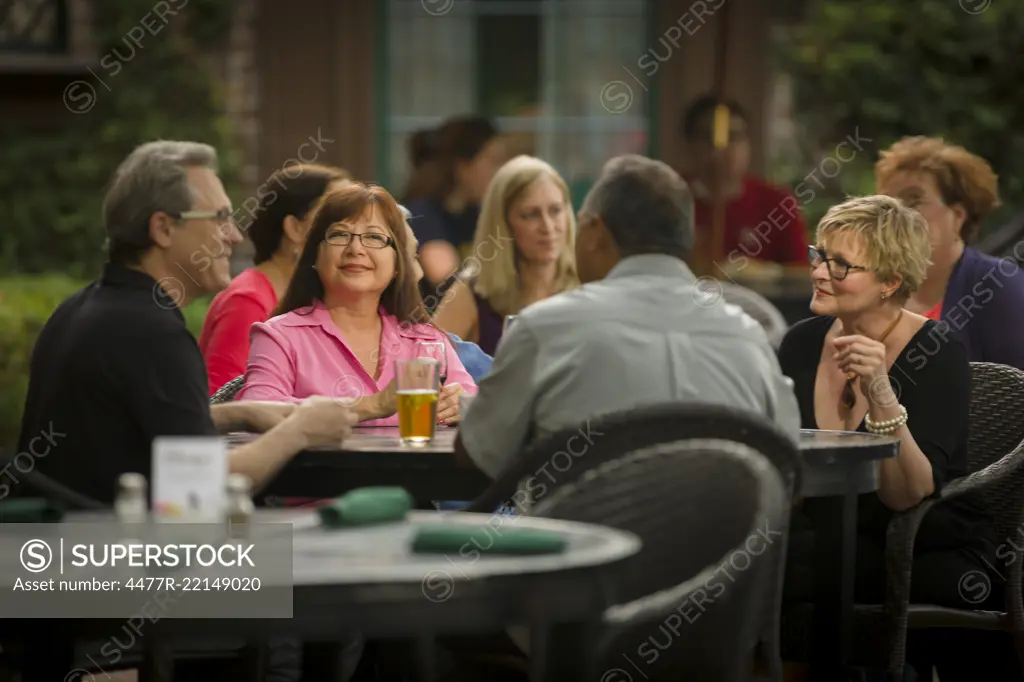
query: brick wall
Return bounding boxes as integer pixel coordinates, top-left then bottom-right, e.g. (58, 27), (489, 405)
(224, 0), (259, 272)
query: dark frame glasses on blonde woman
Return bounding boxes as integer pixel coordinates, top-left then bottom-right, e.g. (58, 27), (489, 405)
(807, 244), (868, 281)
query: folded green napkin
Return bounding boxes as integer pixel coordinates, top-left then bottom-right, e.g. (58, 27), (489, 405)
(318, 487), (413, 528)
(0, 498), (64, 523)
(411, 524), (568, 555)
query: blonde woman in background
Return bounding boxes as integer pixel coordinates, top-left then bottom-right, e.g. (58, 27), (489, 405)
(433, 155), (579, 355)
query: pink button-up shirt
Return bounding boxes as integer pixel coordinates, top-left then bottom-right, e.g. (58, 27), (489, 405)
(235, 302), (478, 426)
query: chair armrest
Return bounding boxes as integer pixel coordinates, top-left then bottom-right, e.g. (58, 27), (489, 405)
(940, 440), (1024, 500)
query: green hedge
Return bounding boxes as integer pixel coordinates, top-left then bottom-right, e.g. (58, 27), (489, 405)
(0, 276), (211, 449)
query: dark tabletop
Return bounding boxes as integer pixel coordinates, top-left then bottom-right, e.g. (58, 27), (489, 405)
(799, 429), (898, 497)
(798, 429), (899, 465)
(247, 426), (899, 500)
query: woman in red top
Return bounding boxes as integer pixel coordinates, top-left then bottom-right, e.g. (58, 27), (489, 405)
(199, 163), (351, 394)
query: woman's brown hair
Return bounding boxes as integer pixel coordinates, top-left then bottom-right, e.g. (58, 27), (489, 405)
(875, 136), (1000, 242)
(248, 163), (352, 264)
(275, 182), (430, 325)
(401, 115), (499, 203)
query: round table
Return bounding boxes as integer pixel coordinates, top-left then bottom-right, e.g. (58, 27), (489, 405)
(17, 510), (639, 682)
(172, 510), (639, 681)
(799, 428), (900, 496)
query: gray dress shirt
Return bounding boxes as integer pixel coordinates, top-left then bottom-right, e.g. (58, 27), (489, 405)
(459, 254), (801, 478)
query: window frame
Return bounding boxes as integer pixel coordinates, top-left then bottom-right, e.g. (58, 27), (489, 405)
(374, 0), (658, 192)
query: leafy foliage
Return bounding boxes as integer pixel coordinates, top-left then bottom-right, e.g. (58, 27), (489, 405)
(775, 0), (1024, 235)
(0, 0), (239, 278)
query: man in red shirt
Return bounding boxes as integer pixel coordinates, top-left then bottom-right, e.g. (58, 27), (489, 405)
(680, 95), (808, 274)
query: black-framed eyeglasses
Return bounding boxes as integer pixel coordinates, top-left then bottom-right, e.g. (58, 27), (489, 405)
(807, 245), (868, 281)
(169, 207), (235, 224)
(324, 228), (395, 250)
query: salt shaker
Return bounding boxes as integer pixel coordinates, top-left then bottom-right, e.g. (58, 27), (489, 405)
(225, 474), (255, 538)
(115, 473), (148, 524)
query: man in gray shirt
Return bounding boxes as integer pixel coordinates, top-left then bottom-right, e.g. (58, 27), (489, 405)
(455, 153), (800, 477)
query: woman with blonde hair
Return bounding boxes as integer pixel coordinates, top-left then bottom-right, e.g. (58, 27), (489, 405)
(876, 135), (1024, 369)
(778, 195), (1007, 680)
(434, 155), (579, 355)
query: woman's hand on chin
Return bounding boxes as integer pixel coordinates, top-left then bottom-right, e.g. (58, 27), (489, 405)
(833, 334), (891, 402)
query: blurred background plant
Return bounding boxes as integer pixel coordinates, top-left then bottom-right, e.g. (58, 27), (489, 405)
(0, 0), (239, 279)
(771, 0), (1024, 233)
(0, 0), (232, 446)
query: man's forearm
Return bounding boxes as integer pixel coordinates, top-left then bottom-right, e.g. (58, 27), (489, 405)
(210, 403), (251, 433)
(228, 419), (309, 492)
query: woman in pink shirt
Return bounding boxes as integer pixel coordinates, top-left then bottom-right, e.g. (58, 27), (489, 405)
(236, 182), (476, 426)
(199, 163), (352, 395)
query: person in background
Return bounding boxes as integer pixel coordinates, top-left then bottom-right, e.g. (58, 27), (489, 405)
(680, 94), (808, 269)
(200, 164), (352, 394)
(876, 135), (1024, 369)
(402, 115), (506, 293)
(396, 203), (493, 383)
(455, 153), (800, 480)
(433, 155), (579, 356)
(778, 195), (1008, 680)
(237, 183), (477, 425)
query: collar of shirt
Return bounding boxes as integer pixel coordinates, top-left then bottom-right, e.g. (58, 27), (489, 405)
(277, 299), (438, 368)
(101, 262), (186, 323)
(605, 254), (697, 283)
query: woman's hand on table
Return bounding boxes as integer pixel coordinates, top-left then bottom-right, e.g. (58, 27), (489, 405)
(437, 382), (465, 425)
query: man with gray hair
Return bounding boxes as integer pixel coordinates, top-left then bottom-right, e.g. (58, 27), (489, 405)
(19, 140), (358, 506)
(455, 153), (800, 477)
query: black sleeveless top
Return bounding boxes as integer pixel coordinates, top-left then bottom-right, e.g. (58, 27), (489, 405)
(778, 315), (995, 556)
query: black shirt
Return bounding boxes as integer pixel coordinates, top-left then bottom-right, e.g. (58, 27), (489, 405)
(778, 315), (995, 555)
(16, 265), (216, 504)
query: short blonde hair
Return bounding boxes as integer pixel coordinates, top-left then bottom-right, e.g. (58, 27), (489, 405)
(816, 195), (932, 301)
(472, 155), (579, 315)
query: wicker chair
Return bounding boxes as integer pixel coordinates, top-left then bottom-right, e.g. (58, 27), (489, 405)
(783, 362), (1024, 679)
(210, 374), (245, 405)
(533, 439), (789, 682)
(0, 449), (105, 510)
(462, 403), (802, 681)
(884, 361), (1024, 676)
(720, 283), (790, 349)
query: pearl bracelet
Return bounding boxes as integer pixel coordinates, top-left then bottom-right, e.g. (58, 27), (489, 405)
(865, 404), (908, 435)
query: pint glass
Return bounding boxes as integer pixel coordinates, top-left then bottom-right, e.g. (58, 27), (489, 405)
(395, 357), (439, 446)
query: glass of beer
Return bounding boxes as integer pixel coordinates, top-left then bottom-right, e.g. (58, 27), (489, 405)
(395, 357), (439, 446)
